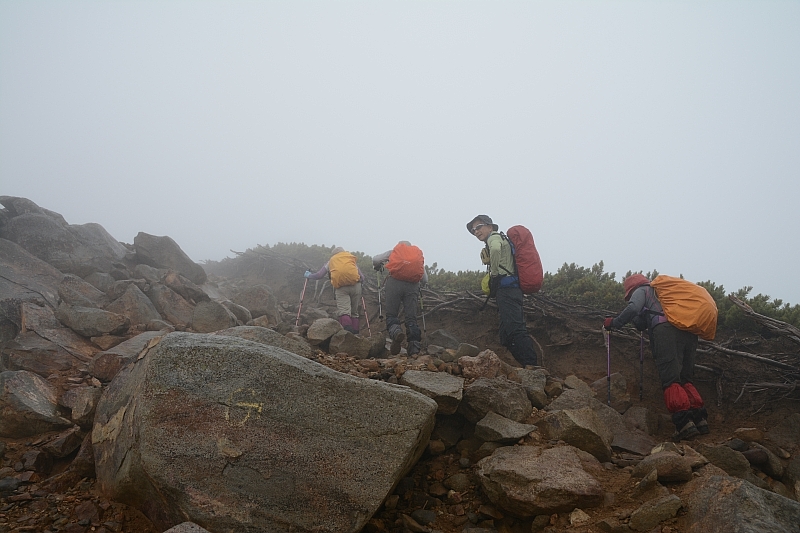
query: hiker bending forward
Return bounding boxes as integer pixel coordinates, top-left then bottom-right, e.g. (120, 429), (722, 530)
(603, 274), (708, 441)
(467, 215), (537, 367)
(305, 247), (364, 334)
(373, 241), (427, 356)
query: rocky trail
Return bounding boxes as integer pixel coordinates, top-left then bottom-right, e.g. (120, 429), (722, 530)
(1, 196), (799, 533)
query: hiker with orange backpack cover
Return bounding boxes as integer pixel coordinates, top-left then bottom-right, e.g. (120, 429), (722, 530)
(603, 274), (709, 441)
(373, 241), (427, 356)
(305, 247), (365, 334)
(467, 215), (538, 367)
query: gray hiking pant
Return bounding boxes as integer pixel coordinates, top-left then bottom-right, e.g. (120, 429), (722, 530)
(334, 283), (361, 319)
(384, 276), (421, 342)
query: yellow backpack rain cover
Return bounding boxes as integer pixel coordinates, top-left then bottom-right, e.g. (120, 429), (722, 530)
(650, 275), (718, 341)
(329, 252), (360, 288)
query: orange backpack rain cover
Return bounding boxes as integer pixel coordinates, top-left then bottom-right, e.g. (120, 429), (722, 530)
(651, 275), (718, 341)
(328, 252), (360, 288)
(386, 243), (425, 283)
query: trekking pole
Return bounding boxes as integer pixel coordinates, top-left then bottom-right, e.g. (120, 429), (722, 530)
(419, 289), (426, 333)
(361, 296), (371, 336)
(377, 271), (384, 319)
(639, 331), (644, 401)
(295, 278), (308, 327)
(607, 331), (612, 406)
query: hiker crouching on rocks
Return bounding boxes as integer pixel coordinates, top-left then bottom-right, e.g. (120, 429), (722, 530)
(305, 247), (364, 334)
(603, 274), (709, 441)
(467, 215), (537, 368)
(373, 241), (427, 356)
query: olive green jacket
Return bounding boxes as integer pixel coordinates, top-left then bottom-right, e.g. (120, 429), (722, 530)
(486, 232), (515, 278)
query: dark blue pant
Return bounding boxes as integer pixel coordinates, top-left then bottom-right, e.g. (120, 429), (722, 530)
(496, 286), (537, 366)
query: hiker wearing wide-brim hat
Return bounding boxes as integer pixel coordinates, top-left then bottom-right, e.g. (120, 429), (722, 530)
(304, 247), (365, 334)
(603, 274), (709, 441)
(467, 215), (537, 367)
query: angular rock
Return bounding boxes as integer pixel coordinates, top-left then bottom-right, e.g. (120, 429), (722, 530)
(133, 232), (207, 285)
(58, 274), (109, 308)
(695, 443), (767, 488)
(0, 370), (73, 437)
(631, 451), (693, 483)
(537, 407), (613, 462)
(400, 370), (464, 415)
(427, 329), (460, 349)
(42, 426), (85, 458)
(767, 413), (800, 453)
(0, 205), (126, 276)
(163, 270), (209, 304)
(105, 284), (162, 327)
(20, 302), (61, 331)
(511, 367), (549, 409)
(56, 303), (130, 337)
(84, 271), (115, 293)
(220, 300), (251, 325)
(1, 331), (79, 376)
(684, 475), (800, 532)
(60, 386), (104, 428)
(590, 372), (632, 414)
(474, 411), (537, 444)
(564, 375), (594, 397)
(231, 284), (279, 322)
(0, 238), (63, 340)
(329, 330), (373, 358)
(611, 432), (657, 457)
(92, 332), (437, 533)
(629, 494), (682, 531)
(476, 445), (604, 516)
(163, 523), (213, 533)
(459, 350), (509, 380)
(455, 343), (480, 358)
(88, 331), (165, 382)
(623, 405), (659, 436)
(546, 388), (628, 436)
(458, 377), (532, 424)
(191, 300), (238, 333)
(307, 317), (343, 346)
(145, 283), (194, 326)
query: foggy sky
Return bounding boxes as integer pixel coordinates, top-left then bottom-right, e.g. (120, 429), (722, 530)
(2, 1), (799, 305)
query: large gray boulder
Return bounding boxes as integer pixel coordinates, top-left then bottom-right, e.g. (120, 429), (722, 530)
(536, 407), (613, 462)
(0, 238), (63, 342)
(476, 445), (604, 516)
(683, 475), (800, 532)
(210, 325), (314, 359)
(0, 197), (127, 276)
(0, 370), (73, 438)
(55, 304), (130, 337)
(92, 332), (437, 533)
(230, 284), (280, 323)
(133, 232), (207, 285)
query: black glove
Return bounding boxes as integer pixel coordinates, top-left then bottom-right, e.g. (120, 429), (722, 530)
(488, 275), (501, 298)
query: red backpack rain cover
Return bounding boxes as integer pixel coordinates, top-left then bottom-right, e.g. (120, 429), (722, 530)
(386, 243), (425, 283)
(506, 225), (543, 294)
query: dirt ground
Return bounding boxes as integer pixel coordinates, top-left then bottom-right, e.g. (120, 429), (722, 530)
(2, 262), (798, 533)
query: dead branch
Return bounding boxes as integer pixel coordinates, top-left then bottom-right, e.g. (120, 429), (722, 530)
(728, 295), (800, 346)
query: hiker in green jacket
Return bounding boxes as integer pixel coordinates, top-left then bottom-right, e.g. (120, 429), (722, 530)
(467, 215), (537, 367)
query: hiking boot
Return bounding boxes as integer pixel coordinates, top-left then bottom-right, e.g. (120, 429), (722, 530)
(407, 341), (421, 356)
(696, 419), (710, 435)
(672, 421), (700, 442)
(390, 331), (405, 355)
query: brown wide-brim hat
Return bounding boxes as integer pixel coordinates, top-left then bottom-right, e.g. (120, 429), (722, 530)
(466, 215), (499, 234)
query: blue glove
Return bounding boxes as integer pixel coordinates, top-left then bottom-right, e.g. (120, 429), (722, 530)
(304, 270), (312, 279)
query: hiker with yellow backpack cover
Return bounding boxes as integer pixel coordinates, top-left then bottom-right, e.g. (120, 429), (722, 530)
(603, 273), (718, 441)
(304, 247), (365, 334)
